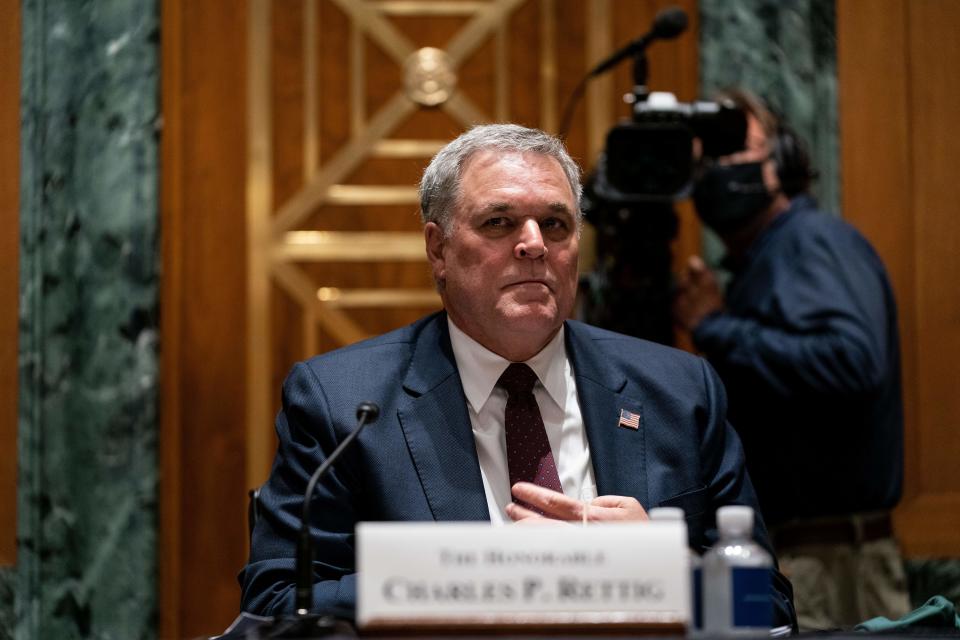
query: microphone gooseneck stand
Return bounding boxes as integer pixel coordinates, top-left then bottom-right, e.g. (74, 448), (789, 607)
(557, 5), (688, 138)
(259, 402), (381, 639)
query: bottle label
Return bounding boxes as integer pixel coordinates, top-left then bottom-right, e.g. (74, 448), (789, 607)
(731, 567), (771, 628)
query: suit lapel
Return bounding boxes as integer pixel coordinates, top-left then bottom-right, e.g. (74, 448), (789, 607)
(397, 314), (490, 522)
(565, 322), (649, 508)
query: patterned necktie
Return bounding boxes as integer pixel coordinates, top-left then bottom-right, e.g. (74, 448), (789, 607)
(498, 363), (563, 511)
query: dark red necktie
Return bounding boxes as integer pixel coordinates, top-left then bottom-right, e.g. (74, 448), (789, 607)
(498, 363), (563, 511)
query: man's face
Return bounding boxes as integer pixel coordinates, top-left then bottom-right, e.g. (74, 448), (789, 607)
(424, 150), (580, 360)
(692, 112), (783, 236)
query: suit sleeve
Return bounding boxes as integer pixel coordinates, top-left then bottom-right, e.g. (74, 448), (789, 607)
(239, 361), (359, 618)
(697, 359), (799, 632)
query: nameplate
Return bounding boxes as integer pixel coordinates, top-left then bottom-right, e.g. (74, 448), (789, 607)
(356, 521), (690, 630)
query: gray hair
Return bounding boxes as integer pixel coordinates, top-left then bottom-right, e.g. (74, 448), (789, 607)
(418, 124), (583, 232)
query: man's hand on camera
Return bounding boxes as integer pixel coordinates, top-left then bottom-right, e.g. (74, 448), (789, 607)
(673, 255), (724, 331)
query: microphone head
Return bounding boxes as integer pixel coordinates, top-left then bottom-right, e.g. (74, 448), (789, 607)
(652, 6), (688, 40)
(356, 402), (380, 422)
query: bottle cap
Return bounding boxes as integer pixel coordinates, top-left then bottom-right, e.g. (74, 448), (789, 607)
(648, 507), (685, 521)
(716, 505), (754, 536)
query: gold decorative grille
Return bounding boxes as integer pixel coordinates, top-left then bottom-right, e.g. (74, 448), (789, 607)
(245, 0), (614, 484)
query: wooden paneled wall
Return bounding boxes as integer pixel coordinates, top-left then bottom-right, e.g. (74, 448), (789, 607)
(838, 0), (960, 556)
(0, 0), (21, 566)
(160, 1), (698, 636)
(160, 2), (250, 638)
(0, 1), (942, 638)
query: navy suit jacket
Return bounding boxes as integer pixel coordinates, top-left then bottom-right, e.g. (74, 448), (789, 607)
(240, 312), (796, 628)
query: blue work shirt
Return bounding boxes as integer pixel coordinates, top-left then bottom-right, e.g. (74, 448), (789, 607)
(693, 195), (904, 527)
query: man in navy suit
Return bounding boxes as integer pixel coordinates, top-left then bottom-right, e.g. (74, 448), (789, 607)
(240, 124), (796, 628)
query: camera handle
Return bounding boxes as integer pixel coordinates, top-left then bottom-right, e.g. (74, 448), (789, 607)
(630, 50), (650, 104)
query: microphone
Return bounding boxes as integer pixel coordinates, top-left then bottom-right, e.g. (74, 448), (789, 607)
(558, 6), (688, 138)
(222, 403), (380, 638)
(295, 402), (380, 615)
(588, 6), (688, 77)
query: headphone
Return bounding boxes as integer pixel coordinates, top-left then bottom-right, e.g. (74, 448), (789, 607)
(770, 121), (817, 198)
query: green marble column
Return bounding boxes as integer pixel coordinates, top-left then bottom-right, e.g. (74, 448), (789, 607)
(699, 0), (839, 214)
(16, 1), (160, 638)
(0, 570), (13, 640)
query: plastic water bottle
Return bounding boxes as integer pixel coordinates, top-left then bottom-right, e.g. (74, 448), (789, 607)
(648, 507), (702, 636)
(702, 505), (772, 636)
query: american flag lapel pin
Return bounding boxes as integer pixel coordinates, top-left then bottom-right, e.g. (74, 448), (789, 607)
(618, 408), (640, 430)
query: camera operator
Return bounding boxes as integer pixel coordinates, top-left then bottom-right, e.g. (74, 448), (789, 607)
(672, 89), (910, 630)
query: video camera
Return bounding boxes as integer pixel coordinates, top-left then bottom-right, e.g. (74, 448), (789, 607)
(574, 5), (749, 344)
(560, 5), (747, 205)
(591, 91), (747, 204)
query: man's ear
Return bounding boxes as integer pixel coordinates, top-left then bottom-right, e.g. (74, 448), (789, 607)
(424, 221), (446, 281)
(762, 157), (781, 194)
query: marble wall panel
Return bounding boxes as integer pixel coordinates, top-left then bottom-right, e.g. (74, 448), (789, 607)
(699, 0), (839, 215)
(0, 567), (12, 640)
(17, 1), (160, 638)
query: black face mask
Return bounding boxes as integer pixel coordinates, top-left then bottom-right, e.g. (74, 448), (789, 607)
(692, 162), (773, 234)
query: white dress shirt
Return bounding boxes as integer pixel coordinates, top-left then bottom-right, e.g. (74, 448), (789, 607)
(447, 318), (597, 525)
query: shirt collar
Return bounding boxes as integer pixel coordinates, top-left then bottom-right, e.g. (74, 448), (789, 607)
(447, 317), (568, 414)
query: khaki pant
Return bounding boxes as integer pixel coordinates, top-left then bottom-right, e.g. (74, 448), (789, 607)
(778, 536), (911, 631)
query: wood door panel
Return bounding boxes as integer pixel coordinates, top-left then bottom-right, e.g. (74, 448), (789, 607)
(271, 1), (307, 208)
(304, 205), (426, 232)
(298, 262), (434, 289)
(160, 2), (250, 636)
(907, 0), (960, 498)
(838, 0), (960, 557)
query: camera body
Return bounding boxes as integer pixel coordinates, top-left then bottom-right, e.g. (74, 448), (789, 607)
(591, 92), (747, 203)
